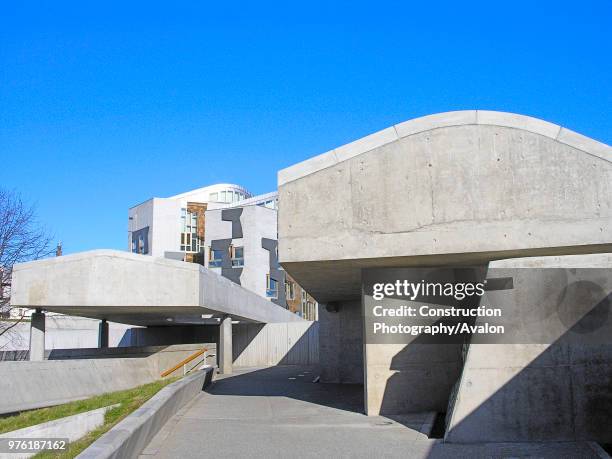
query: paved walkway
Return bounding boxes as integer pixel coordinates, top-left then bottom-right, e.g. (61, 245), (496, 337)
(140, 366), (605, 459)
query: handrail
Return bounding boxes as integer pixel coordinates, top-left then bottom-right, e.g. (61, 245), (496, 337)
(160, 348), (208, 377)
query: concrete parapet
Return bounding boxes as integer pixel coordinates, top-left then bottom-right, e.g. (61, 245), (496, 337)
(0, 344), (214, 414)
(77, 367), (214, 459)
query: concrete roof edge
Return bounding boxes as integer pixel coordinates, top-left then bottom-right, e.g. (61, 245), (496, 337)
(12, 249), (200, 272)
(277, 110), (612, 186)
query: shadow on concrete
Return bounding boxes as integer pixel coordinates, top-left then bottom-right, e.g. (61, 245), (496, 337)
(232, 321), (319, 366)
(207, 365), (364, 414)
(442, 295), (612, 444)
(375, 268), (612, 448)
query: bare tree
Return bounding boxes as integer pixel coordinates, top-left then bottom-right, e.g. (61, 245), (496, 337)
(0, 188), (54, 343)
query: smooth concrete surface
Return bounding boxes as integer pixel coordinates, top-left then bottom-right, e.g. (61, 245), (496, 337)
(446, 253), (612, 443)
(78, 367), (214, 459)
(219, 316), (232, 374)
(0, 404), (118, 458)
(318, 301), (363, 383)
(365, 343), (463, 416)
(138, 365), (604, 459)
(232, 321), (319, 367)
(28, 311), (45, 361)
(0, 344), (213, 414)
(277, 111), (612, 302)
(279, 110), (611, 186)
(10, 250), (303, 325)
(0, 315), (135, 352)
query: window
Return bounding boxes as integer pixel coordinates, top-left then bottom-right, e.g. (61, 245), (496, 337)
(220, 191), (226, 202)
(209, 248), (224, 267)
(180, 208), (202, 253)
(285, 280), (295, 300)
(266, 274), (278, 298)
(231, 246), (244, 267)
(209, 192), (218, 201)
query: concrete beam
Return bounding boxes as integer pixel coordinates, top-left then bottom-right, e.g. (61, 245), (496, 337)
(29, 309), (45, 361)
(218, 316), (232, 374)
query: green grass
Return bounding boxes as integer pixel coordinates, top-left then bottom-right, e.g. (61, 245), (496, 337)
(0, 377), (179, 459)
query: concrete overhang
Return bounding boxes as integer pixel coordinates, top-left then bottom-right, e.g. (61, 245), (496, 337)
(277, 110), (612, 302)
(11, 250), (303, 326)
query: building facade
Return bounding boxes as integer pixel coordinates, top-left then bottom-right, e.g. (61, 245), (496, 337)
(128, 183), (317, 320)
(128, 183), (251, 259)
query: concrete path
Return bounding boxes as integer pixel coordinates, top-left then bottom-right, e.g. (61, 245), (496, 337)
(140, 366), (606, 459)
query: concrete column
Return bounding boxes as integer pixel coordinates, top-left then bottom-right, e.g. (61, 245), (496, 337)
(219, 315), (233, 374)
(29, 309), (45, 361)
(98, 319), (109, 348)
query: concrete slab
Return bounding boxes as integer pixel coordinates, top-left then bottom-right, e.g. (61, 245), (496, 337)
(139, 365), (604, 459)
(10, 250), (303, 325)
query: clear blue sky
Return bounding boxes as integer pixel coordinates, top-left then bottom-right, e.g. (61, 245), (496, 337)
(1, 1), (610, 254)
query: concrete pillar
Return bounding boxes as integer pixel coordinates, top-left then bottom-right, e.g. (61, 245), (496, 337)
(29, 309), (45, 361)
(98, 319), (109, 348)
(219, 315), (233, 374)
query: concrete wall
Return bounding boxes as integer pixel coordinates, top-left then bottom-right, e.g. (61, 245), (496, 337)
(446, 253), (612, 443)
(205, 205), (278, 301)
(318, 301), (363, 383)
(0, 344), (213, 414)
(128, 197), (184, 258)
(365, 343), (463, 416)
(278, 111), (612, 302)
(79, 367), (215, 459)
(232, 321), (319, 366)
(0, 316), (134, 351)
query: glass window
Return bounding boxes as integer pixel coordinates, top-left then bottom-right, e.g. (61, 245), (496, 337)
(209, 248), (224, 267)
(285, 280), (295, 300)
(266, 274), (278, 298)
(180, 209), (201, 253)
(231, 246), (244, 267)
(220, 191), (226, 202)
(209, 192), (218, 201)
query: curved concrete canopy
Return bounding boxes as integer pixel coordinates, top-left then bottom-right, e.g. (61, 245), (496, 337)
(278, 111), (612, 301)
(279, 110), (611, 186)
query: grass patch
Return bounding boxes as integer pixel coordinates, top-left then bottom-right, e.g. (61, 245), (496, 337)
(0, 377), (179, 459)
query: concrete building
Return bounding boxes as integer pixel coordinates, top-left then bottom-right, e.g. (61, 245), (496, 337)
(277, 110), (612, 443)
(128, 183), (252, 261)
(129, 184), (317, 320)
(205, 193), (318, 320)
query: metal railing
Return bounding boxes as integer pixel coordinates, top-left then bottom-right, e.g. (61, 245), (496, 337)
(160, 348), (208, 378)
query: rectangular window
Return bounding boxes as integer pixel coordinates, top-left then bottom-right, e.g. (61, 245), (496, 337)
(285, 280), (295, 300)
(266, 274), (278, 299)
(231, 246), (244, 267)
(209, 248), (224, 267)
(209, 192), (218, 201)
(180, 209), (201, 253)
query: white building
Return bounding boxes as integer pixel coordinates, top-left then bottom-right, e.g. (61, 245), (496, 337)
(128, 184), (316, 320)
(128, 183), (251, 260)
